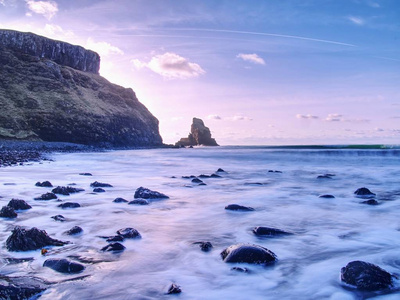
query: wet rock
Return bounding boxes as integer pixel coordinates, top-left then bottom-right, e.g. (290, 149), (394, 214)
(90, 181), (113, 188)
(106, 235), (124, 242)
(319, 194), (335, 198)
(210, 173), (221, 178)
(192, 178), (203, 183)
(317, 174), (333, 179)
(93, 187), (105, 193)
(193, 241), (213, 252)
(268, 170), (282, 173)
(134, 187), (169, 199)
(182, 175), (196, 179)
(199, 183), (207, 186)
(52, 186), (84, 196)
(6, 226), (68, 251)
(244, 182), (264, 186)
(198, 174), (210, 178)
(354, 187), (376, 197)
(216, 168), (226, 173)
(0, 206), (17, 218)
(128, 199), (149, 205)
(58, 202), (80, 209)
(34, 192), (57, 200)
(79, 173), (92, 176)
(361, 199), (379, 205)
(221, 243), (277, 265)
(43, 258), (85, 274)
(225, 204), (255, 211)
(35, 181), (53, 187)
(51, 215), (66, 222)
(167, 283), (182, 294)
(252, 226), (292, 237)
(101, 242), (125, 252)
(113, 197), (128, 203)
(65, 226), (83, 235)
(7, 199), (32, 210)
(0, 276), (46, 299)
(231, 267), (250, 273)
(341, 260), (393, 291)
(116, 227), (141, 239)
(3, 257), (34, 264)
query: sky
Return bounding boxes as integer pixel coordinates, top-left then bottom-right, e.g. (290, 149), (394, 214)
(0, 0), (399, 145)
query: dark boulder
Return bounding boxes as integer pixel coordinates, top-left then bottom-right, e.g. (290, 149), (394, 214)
(51, 215), (66, 222)
(268, 170), (282, 173)
(182, 175), (196, 179)
(6, 226), (68, 251)
(225, 204), (254, 211)
(116, 227), (141, 239)
(167, 283), (182, 294)
(128, 199), (149, 205)
(52, 186), (84, 196)
(231, 267), (250, 273)
(34, 192), (57, 200)
(221, 243), (277, 265)
(341, 261), (393, 291)
(0, 277), (46, 300)
(101, 242), (125, 252)
(216, 168), (226, 173)
(79, 173), (92, 176)
(58, 202), (80, 209)
(113, 197), (128, 203)
(192, 178), (203, 184)
(198, 174), (210, 178)
(210, 173), (221, 178)
(0, 206), (17, 218)
(193, 241), (213, 252)
(199, 183), (207, 186)
(134, 187), (169, 199)
(90, 181), (113, 188)
(252, 226), (292, 237)
(93, 187), (105, 193)
(7, 199), (32, 210)
(43, 258), (85, 274)
(361, 199), (379, 205)
(354, 187), (376, 197)
(106, 235), (124, 242)
(35, 181), (53, 187)
(319, 194), (335, 199)
(65, 226), (83, 235)
(317, 174), (333, 179)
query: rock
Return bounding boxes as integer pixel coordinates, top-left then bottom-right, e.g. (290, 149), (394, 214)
(167, 283), (182, 294)
(210, 173), (221, 178)
(319, 194), (335, 198)
(90, 181), (113, 188)
(34, 192), (57, 200)
(43, 259), (85, 274)
(113, 197), (128, 203)
(128, 199), (149, 205)
(354, 187), (376, 197)
(106, 236), (124, 242)
(101, 242), (126, 252)
(361, 199), (379, 205)
(225, 204), (255, 211)
(7, 199), (32, 210)
(198, 174), (210, 178)
(198, 183), (207, 186)
(52, 186), (84, 196)
(182, 175), (196, 179)
(0, 276), (46, 300)
(268, 170), (282, 173)
(231, 267), (250, 273)
(0, 30), (162, 147)
(193, 241), (213, 252)
(192, 178), (203, 183)
(116, 227), (141, 239)
(51, 215), (66, 222)
(65, 226), (83, 235)
(341, 261), (393, 291)
(134, 187), (169, 199)
(252, 227), (292, 237)
(221, 243), (277, 265)
(6, 226), (68, 251)
(93, 187), (105, 193)
(58, 202), (80, 209)
(175, 117), (219, 147)
(79, 173), (92, 176)
(35, 181), (53, 187)
(0, 206), (18, 218)
(317, 174), (333, 179)
(216, 168), (226, 173)
(3, 257), (34, 264)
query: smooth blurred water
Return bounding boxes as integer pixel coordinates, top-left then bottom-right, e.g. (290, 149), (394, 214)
(1, 146), (400, 299)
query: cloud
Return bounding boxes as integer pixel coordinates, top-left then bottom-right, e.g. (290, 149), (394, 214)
(132, 52), (205, 79)
(348, 16), (365, 26)
(325, 113), (343, 122)
(207, 114), (222, 120)
(25, 0), (58, 20)
(0, 0), (4, 6)
(237, 53), (265, 65)
(296, 114), (319, 119)
(44, 24), (74, 37)
(230, 115), (253, 121)
(86, 38), (124, 57)
(368, 1), (380, 8)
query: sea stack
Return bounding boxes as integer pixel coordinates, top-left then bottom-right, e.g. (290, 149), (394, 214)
(175, 117), (219, 147)
(0, 29), (162, 147)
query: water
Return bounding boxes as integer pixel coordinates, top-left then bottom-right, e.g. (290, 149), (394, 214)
(1, 146), (400, 299)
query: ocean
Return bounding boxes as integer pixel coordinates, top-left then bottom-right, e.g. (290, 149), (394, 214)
(1, 146), (400, 299)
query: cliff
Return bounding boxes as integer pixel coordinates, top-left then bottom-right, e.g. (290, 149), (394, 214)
(0, 29), (163, 147)
(176, 118), (219, 147)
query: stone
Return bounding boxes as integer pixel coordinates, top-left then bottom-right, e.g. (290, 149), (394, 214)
(116, 227), (141, 239)
(79, 173), (92, 176)
(167, 283), (182, 294)
(128, 199), (149, 205)
(43, 259), (85, 274)
(193, 241), (213, 252)
(0, 276), (46, 300)
(252, 227), (292, 237)
(93, 187), (106, 193)
(52, 186), (84, 196)
(6, 226), (68, 251)
(341, 261), (393, 291)
(90, 181), (113, 188)
(7, 199), (32, 210)
(221, 243), (277, 265)
(58, 202), (80, 209)
(216, 168), (226, 173)
(106, 236), (124, 242)
(0, 206), (17, 218)
(192, 178), (203, 183)
(35, 181), (53, 187)
(231, 267), (250, 273)
(175, 117), (219, 147)
(34, 192), (57, 200)
(51, 215), (66, 222)
(317, 175), (333, 179)
(225, 204), (255, 211)
(319, 194), (335, 198)
(354, 187), (376, 197)
(268, 170), (282, 173)
(101, 242), (126, 252)
(210, 173), (221, 178)
(65, 226), (83, 235)
(361, 199), (379, 205)
(134, 187), (169, 199)
(113, 197), (128, 203)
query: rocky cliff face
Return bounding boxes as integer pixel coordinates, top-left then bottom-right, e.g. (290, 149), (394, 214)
(176, 118), (219, 147)
(0, 29), (163, 147)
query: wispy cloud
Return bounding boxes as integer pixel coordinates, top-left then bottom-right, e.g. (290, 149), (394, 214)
(0, 0), (5, 6)
(296, 114), (319, 119)
(237, 53), (265, 65)
(86, 38), (124, 57)
(348, 16), (365, 26)
(229, 115), (253, 121)
(132, 52), (205, 79)
(44, 24), (74, 38)
(207, 114), (222, 120)
(25, 0), (58, 20)
(325, 113), (343, 122)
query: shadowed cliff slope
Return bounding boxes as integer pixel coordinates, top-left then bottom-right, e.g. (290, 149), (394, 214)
(0, 29), (162, 147)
